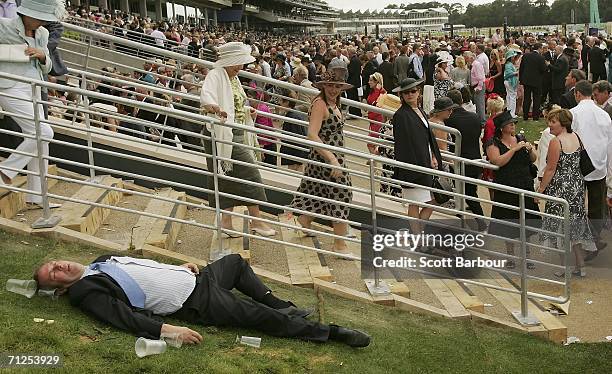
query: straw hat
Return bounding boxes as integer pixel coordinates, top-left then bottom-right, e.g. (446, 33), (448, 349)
(313, 59), (353, 90)
(17, 0), (67, 22)
(376, 94), (401, 112)
(213, 42), (255, 68)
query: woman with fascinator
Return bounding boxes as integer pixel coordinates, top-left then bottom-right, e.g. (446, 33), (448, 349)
(0, 0), (66, 209)
(200, 42), (276, 238)
(291, 60), (354, 256)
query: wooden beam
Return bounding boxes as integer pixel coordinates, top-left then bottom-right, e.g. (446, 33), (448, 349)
(393, 295), (452, 318)
(0, 165), (59, 219)
(346, 237), (395, 306)
(313, 278), (374, 303)
(132, 188), (185, 250)
(422, 278), (471, 319)
(141, 244), (208, 267)
(488, 275), (567, 344)
(442, 279), (485, 313)
(55, 175), (123, 234)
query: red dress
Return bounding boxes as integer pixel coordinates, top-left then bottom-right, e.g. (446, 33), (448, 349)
(482, 114), (498, 182)
(367, 87), (386, 138)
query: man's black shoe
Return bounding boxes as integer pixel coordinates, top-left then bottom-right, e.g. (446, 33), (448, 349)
(330, 325), (371, 347)
(277, 306), (313, 319)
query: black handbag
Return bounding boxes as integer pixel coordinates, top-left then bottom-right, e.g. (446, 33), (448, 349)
(432, 176), (453, 204)
(576, 134), (595, 177)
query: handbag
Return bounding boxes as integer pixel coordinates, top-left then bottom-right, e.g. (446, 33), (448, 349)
(484, 77), (495, 93)
(432, 176), (453, 204)
(576, 134), (595, 177)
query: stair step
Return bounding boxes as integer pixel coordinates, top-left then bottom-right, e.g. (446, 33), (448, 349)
(422, 278), (471, 319)
(131, 188), (186, 251)
(0, 165), (59, 219)
(54, 175), (123, 234)
(278, 213), (333, 287)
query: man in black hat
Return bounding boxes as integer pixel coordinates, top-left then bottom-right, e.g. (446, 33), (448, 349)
(445, 90), (487, 231)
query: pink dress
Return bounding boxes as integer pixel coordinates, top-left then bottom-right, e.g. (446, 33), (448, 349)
(255, 103), (274, 147)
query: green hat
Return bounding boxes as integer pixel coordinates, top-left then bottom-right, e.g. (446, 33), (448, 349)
(505, 50), (519, 60)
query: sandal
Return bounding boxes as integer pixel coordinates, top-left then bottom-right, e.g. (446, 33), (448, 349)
(571, 269), (586, 278)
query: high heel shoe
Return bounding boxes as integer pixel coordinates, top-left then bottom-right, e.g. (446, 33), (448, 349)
(220, 228), (242, 238)
(295, 220), (316, 237)
(251, 227), (277, 237)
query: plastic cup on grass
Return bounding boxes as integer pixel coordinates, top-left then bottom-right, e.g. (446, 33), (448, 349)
(235, 335), (261, 348)
(135, 337), (167, 358)
(6, 279), (37, 298)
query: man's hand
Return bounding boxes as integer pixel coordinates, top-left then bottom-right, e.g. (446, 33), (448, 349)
(24, 47), (45, 64)
(161, 324), (203, 345)
(181, 262), (200, 274)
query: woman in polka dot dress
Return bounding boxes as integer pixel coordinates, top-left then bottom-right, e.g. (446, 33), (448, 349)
(291, 60), (354, 256)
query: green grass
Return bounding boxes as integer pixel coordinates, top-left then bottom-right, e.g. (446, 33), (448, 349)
(1, 230), (611, 373)
(516, 119), (548, 143)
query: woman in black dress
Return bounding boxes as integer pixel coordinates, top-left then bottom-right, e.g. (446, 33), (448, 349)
(489, 49), (506, 97)
(485, 110), (540, 269)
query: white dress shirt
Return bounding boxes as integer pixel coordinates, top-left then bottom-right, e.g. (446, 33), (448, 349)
(84, 256), (196, 315)
(537, 127), (554, 178)
(570, 99), (612, 182)
(476, 52), (490, 77)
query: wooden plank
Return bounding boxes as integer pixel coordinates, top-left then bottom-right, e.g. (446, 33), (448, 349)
(278, 213), (332, 281)
(141, 244), (208, 268)
(422, 278), (471, 319)
(145, 190), (187, 251)
(442, 279), (485, 313)
(278, 213), (316, 287)
(252, 265), (293, 286)
(56, 175), (123, 234)
(393, 295), (452, 318)
(0, 165), (59, 219)
(313, 278), (373, 302)
(489, 275), (567, 343)
(34, 226), (125, 252)
(132, 188), (174, 250)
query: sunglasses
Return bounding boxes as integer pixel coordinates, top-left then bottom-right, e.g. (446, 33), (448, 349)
(402, 89), (419, 94)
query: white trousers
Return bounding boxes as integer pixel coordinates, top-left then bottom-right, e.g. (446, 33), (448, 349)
(504, 81), (517, 118)
(0, 83), (53, 203)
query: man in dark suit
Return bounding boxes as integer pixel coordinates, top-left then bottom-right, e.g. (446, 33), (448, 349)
(445, 89), (486, 231)
(547, 46), (569, 105)
(362, 50), (379, 98)
(581, 36), (591, 77)
(559, 68), (586, 109)
(377, 51), (395, 93)
(346, 47), (362, 116)
(33, 254), (370, 347)
(519, 43), (547, 120)
(541, 43), (555, 105)
(588, 39), (608, 82)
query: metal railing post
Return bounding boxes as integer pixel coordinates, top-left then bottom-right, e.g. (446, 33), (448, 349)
(512, 192), (539, 325)
(84, 36), (93, 71)
(209, 126), (229, 261)
(365, 158), (390, 296)
(80, 73), (96, 180)
(30, 83), (61, 229)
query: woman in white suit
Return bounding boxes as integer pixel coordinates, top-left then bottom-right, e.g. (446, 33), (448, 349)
(0, 0), (65, 208)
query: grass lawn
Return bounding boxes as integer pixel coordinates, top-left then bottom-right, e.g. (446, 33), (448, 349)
(515, 119), (548, 143)
(1, 229), (611, 373)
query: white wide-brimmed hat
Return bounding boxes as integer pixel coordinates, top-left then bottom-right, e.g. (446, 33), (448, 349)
(213, 42), (255, 68)
(17, 0), (67, 22)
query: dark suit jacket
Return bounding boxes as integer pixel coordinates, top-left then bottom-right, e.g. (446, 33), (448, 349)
(581, 44), (591, 74)
(519, 51), (547, 88)
(347, 55), (361, 87)
(67, 255), (164, 339)
(542, 51), (555, 85)
(560, 87), (577, 109)
(549, 55), (569, 90)
(362, 59), (379, 97)
(45, 22), (67, 76)
(444, 107), (482, 161)
(378, 60), (395, 93)
(392, 104), (443, 187)
(588, 46), (608, 75)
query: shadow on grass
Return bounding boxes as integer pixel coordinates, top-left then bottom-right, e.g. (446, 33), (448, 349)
(0, 229), (610, 373)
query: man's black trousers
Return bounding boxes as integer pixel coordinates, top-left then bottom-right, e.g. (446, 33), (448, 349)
(172, 254), (330, 342)
(523, 84), (542, 120)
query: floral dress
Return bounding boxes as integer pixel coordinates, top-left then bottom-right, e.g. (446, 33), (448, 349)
(540, 139), (595, 250)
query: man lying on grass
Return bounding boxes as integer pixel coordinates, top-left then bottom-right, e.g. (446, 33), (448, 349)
(33, 254), (370, 347)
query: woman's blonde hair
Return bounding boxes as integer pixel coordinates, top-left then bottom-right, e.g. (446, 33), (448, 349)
(370, 72), (384, 88)
(490, 49), (499, 62)
(486, 95), (505, 116)
(455, 56), (466, 69)
(546, 108), (573, 132)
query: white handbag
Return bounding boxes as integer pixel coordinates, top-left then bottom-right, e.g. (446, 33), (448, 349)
(0, 44), (30, 63)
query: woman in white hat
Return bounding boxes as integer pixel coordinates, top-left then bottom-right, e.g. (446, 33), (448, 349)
(0, 0), (65, 209)
(200, 42), (276, 237)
